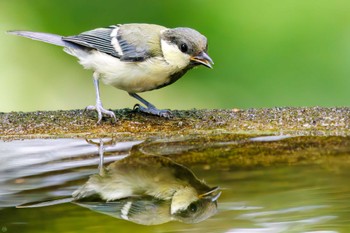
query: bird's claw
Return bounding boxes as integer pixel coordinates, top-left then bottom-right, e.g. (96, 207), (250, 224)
(85, 105), (117, 124)
(133, 104), (173, 118)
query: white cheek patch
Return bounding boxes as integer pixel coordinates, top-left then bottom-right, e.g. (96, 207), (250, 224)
(160, 39), (190, 70)
(110, 26), (123, 56)
(170, 187), (198, 215)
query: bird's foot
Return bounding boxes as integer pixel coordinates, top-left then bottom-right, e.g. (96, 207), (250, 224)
(134, 104), (173, 118)
(85, 104), (117, 124)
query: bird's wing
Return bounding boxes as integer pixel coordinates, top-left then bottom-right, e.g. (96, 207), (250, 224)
(116, 24), (165, 61)
(74, 196), (169, 225)
(63, 24), (165, 62)
(62, 27), (121, 58)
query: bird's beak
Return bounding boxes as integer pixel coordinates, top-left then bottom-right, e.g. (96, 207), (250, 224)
(190, 51), (214, 69)
(199, 186), (221, 202)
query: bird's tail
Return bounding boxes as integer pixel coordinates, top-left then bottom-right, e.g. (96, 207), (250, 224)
(16, 197), (74, 208)
(7, 30), (70, 47)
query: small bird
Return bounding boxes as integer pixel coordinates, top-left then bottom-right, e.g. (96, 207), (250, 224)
(9, 139), (220, 225)
(73, 154), (221, 225)
(8, 23), (213, 123)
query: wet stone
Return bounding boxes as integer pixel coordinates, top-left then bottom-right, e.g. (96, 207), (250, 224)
(0, 107), (349, 140)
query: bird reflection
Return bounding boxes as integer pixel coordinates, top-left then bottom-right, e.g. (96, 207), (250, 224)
(73, 140), (221, 225)
(5, 138), (221, 225)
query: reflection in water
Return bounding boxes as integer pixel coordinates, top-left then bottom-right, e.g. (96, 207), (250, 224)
(74, 153), (220, 225)
(0, 138), (138, 208)
(0, 138), (220, 225)
(1, 136), (350, 232)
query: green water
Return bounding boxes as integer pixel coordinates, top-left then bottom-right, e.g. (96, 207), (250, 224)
(0, 136), (350, 232)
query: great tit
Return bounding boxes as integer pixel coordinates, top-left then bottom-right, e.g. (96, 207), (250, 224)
(73, 154), (221, 225)
(8, 23), (214, 123)
(6, 138), (220, 225)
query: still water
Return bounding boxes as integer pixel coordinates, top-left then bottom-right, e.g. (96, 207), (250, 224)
(0, 136), (349, 233)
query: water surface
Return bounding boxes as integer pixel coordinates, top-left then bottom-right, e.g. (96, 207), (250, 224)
(0, 136), (349, 232)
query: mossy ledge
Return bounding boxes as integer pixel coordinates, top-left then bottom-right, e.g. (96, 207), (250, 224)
(0, 107), (349, 140)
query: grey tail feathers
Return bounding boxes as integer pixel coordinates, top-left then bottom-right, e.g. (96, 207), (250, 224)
(7, 30), (73, 48)
(16, 197), (74, 208)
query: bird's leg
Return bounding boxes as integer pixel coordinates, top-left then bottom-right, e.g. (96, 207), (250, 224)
(129, 93), (172, 118)
(98, 139), (105, 176)
(85, 72), (117, 123)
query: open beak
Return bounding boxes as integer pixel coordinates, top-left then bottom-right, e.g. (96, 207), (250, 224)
(199, 186), (222, 202)
(190, 51), (214, 69)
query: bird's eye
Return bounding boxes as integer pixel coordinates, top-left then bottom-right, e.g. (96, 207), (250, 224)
(188, 203), (197, 213)
(180, 43), (188, 53)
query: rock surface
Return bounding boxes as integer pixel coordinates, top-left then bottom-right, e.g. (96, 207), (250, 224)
(1, 107), (349, 139)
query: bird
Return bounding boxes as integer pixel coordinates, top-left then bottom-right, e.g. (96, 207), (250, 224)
(73, 154), (221, 225)
(8, 23), (214, 123)
(8, 139), (220, 225)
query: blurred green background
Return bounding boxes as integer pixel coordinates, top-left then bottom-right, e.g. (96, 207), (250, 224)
(1, 0), (350, 112)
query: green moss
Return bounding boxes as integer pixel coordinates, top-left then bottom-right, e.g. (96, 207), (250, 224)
(1, 107), (349, 140)
(132, 134), (350, 169)
(1, 107), (349, 167)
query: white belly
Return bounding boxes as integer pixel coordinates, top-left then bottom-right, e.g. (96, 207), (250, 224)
(74, 50), (180, 93)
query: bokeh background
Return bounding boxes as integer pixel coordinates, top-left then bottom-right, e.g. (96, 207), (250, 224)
(1, 0), (350, 112)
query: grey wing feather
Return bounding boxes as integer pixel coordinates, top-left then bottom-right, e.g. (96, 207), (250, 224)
(62, 27), (120, 58)
(62, 25), (151, 61)
(117, 36), (148, 61)
(117, 24), (165, 62)
(74, 197), (166, 220)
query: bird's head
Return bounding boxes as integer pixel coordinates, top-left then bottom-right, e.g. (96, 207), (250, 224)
(170, 186), (221, 224)
(160, 27), (214, 70)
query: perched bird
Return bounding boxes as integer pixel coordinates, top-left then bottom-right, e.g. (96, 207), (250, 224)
(8, 23), (214, 123)
(73, 155), (221, 225)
